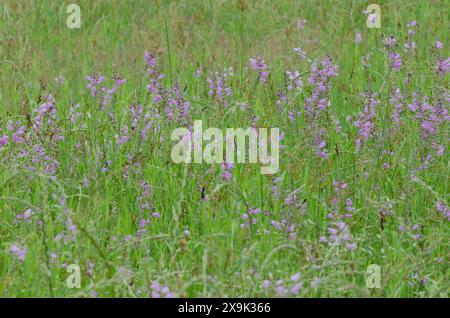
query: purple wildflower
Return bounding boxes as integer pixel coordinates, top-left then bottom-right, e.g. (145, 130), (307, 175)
(207, 71), (232, 107)
(249, 56), (269, 83)
(290, 283), (303, 294)
(436, 201), (450, 221)
(275, 286), (287, 296)
(292, 48), (306, 59)
(10, 244), (26, 262)
(221, 163), (233, 182)
(316, 138), (329, 159)
(150, 281), (173, 298)
(354, 93), (377, 151)
(435, 57), (449, 76)
(286, 70), (303, 91)
(390, 52), (402, 70)
(262, 280), (271, 289)
(86, 75), (105, 97)
(152, 212), (160, 218)
(12, 126), (25, 143)
(407, 20), (417, 28)
(383, 36), (397, 49)
(0, 135), (8, 148)
(290, 273), (301, 282)
(296, 19), (306, 30)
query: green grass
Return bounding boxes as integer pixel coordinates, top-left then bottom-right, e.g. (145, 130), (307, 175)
(0, 0), (448, 297)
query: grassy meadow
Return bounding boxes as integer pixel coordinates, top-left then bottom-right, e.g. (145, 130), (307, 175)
(0, 0), (449, 297)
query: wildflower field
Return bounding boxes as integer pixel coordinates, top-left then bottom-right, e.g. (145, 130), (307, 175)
(0, 0), (448, 298)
